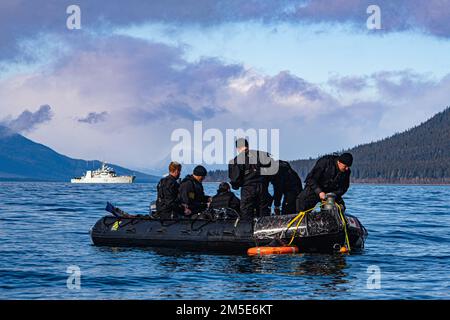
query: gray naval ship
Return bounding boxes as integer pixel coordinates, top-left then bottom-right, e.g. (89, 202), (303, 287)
(71, 162), (135, 184)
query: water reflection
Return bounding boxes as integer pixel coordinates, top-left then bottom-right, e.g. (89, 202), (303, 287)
(292, 254), (347, 277)
(294, 254), (349, 296)
(106, 246), (352, 298)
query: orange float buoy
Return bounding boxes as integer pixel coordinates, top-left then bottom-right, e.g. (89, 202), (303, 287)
(339, 246), (349, 253)
(247, 246), (299, 256)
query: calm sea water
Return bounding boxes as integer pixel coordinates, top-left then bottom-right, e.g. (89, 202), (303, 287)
(0, 182), (449, 299)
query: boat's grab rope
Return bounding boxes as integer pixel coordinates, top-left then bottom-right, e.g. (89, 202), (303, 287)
(284, 202), (351, 251)
(336, 203), (351, 252)
(285, 206), (317, 246)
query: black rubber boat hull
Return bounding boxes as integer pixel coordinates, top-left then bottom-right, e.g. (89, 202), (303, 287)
(90, 212), (367, 254)
(91, 216), (257, 253)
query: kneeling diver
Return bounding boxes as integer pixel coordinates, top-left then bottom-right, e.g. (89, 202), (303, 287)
(210, 182), (241, 213)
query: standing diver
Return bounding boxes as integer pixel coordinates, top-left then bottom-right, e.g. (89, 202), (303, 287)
(155, 161), (183, 219)
(228, 138), (275, 219)
(179, 165), (211, 216)
(271, 160), (303, 215)
(296, 153), (353, 212)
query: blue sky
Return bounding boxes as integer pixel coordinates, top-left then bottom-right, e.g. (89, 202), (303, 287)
(1, 1), (449, 171)
(117, 22), (450, 82)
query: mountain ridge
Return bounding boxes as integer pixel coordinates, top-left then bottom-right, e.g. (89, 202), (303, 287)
(0, 127), (160, 182)
(2, 106), (449, 184)
(206, 106), (450, 184)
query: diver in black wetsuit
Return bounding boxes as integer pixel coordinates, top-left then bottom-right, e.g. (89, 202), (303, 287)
(155, 161), (182, 219)
(210, 182), (241, 213)
(179, 165), (211, 216)
(228, 138), (275, 219)
(271, 160), (303, 215)
(296, 153), (353, 212)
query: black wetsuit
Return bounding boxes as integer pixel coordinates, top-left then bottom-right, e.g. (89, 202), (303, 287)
(296, 155), (350, 212)
(272, 160), (303, 215)
(228, 149), (274, 219)
(155, 174), (182, 219)
(179, 175), (209, 215)
(210, 191), (241, 213)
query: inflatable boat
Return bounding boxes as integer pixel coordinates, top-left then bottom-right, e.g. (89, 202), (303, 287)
(90, 196), (368, 254)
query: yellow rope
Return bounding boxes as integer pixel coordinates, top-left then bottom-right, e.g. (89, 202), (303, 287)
(284, 201), (351, 252)
(286, 205), (317, 246)
(336, 203), (351, 252)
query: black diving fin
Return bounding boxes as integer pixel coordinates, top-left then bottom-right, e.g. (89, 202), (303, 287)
(105, 202), (134, 218)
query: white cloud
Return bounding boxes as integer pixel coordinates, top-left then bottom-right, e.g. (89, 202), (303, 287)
(1, 34), (449, 168)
